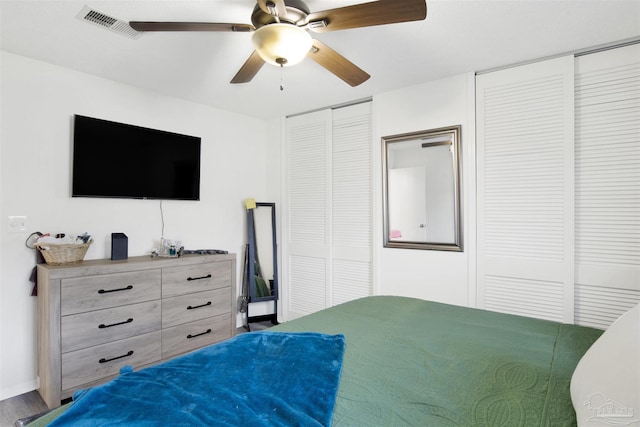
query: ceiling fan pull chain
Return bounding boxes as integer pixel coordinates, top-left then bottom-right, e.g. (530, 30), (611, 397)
(280, 63), (285, 91)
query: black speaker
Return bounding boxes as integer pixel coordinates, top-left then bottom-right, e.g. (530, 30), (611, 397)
(111, 233), (128, 260)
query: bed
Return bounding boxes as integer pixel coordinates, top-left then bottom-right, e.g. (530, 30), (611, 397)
(23, 295), (638, 426)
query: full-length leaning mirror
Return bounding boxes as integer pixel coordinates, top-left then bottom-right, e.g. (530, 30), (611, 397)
(238, 199), (278, 331)
(382, 125), (463, 251)
(247, 202), (278, 301)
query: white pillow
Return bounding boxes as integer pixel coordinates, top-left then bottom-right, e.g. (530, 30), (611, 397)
(571, 303), (640, 426)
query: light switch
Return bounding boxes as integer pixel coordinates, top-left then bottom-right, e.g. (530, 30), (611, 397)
(8, 216), (27, 233)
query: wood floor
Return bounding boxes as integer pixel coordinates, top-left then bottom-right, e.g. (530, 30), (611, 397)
(0, 323), (273, 426)
(0, 391), (49, 427)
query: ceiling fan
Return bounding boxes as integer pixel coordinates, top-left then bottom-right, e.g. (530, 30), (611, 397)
(129, 0), (427, 87)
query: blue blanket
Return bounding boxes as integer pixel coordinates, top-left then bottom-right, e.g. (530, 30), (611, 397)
(48, 332), (345, 426)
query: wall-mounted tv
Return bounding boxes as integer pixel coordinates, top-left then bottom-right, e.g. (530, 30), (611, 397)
(72, 115), (201, 200)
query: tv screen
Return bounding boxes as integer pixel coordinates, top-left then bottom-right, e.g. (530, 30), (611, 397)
(72, 115), (201, 200)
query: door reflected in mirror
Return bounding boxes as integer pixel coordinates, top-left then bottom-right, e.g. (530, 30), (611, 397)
(382, 125), (463, 251)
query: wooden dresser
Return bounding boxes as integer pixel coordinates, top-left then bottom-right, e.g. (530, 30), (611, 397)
(36, 254), (236, 409)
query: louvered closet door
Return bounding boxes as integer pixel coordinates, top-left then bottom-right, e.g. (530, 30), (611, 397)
(574, 44), (640, 328)
(286, 109), (331, 318)
(285, 102), (373, 320)
(331, 103), (373, 305)
(476, 56), (575, 323)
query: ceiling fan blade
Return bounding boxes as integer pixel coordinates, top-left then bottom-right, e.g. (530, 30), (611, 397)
(230, 51), (265, 84)
(257, 0), (288, 18)
(307, 39), (370, 87)
(306, 0), (426, 33)
(129, 22), (254, 32)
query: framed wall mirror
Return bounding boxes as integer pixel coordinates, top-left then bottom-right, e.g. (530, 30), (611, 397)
(382, 125), (463, 251)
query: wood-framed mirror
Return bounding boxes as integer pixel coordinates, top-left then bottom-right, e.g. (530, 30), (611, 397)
(382, 125), (463, 251)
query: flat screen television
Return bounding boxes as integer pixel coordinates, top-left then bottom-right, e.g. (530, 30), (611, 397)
(72, 115), (201, 200)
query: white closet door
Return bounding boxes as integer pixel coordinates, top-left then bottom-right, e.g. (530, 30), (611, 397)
(476, 56), (575, 322)
(285, 103), (373, 319)
(331, 103), (373, 305)
(574, 44), (640, 328)
(285, 109), (331, 318)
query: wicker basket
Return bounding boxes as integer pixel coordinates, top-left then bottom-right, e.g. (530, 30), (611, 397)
(35, 240), (93, 265)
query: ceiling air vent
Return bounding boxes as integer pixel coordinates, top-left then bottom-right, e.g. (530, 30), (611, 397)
(76, 6), (143, 39)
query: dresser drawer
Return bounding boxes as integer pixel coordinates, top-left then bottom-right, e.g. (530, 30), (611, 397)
(61, 331), (161, 391)
(61, 270), (161, 315)
(161, 316), (232, 359)
(162, 288), (231, 328)
(162, 261), (232, 298)
(61, 301), (161, 353)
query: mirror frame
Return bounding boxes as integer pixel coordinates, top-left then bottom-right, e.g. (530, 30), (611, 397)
(382, 125), (463, 251)
(247, 202), (279, 302)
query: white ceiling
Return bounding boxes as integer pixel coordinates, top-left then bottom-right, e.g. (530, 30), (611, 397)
(1, 0), (639, 119)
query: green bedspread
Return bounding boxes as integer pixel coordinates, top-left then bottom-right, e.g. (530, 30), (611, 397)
(26, 296), (601, 426)
(271, 296), (602, 426)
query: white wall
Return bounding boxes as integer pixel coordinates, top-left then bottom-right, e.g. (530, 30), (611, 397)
(0, 51), (269, 400)
(237, 117), (283, 320)
(374, 73), (476, 307)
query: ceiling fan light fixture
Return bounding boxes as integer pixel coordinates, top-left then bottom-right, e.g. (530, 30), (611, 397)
(251, 23), (312, 67)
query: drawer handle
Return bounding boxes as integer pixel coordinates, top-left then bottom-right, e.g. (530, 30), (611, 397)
(187, 301), (212, 310)
(99, 350), (134, 364)
(98, 318), (134, 329)
(187, 274), (212, 281)
(187, 329), (212, 339)
(98, 285), (133, 294)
